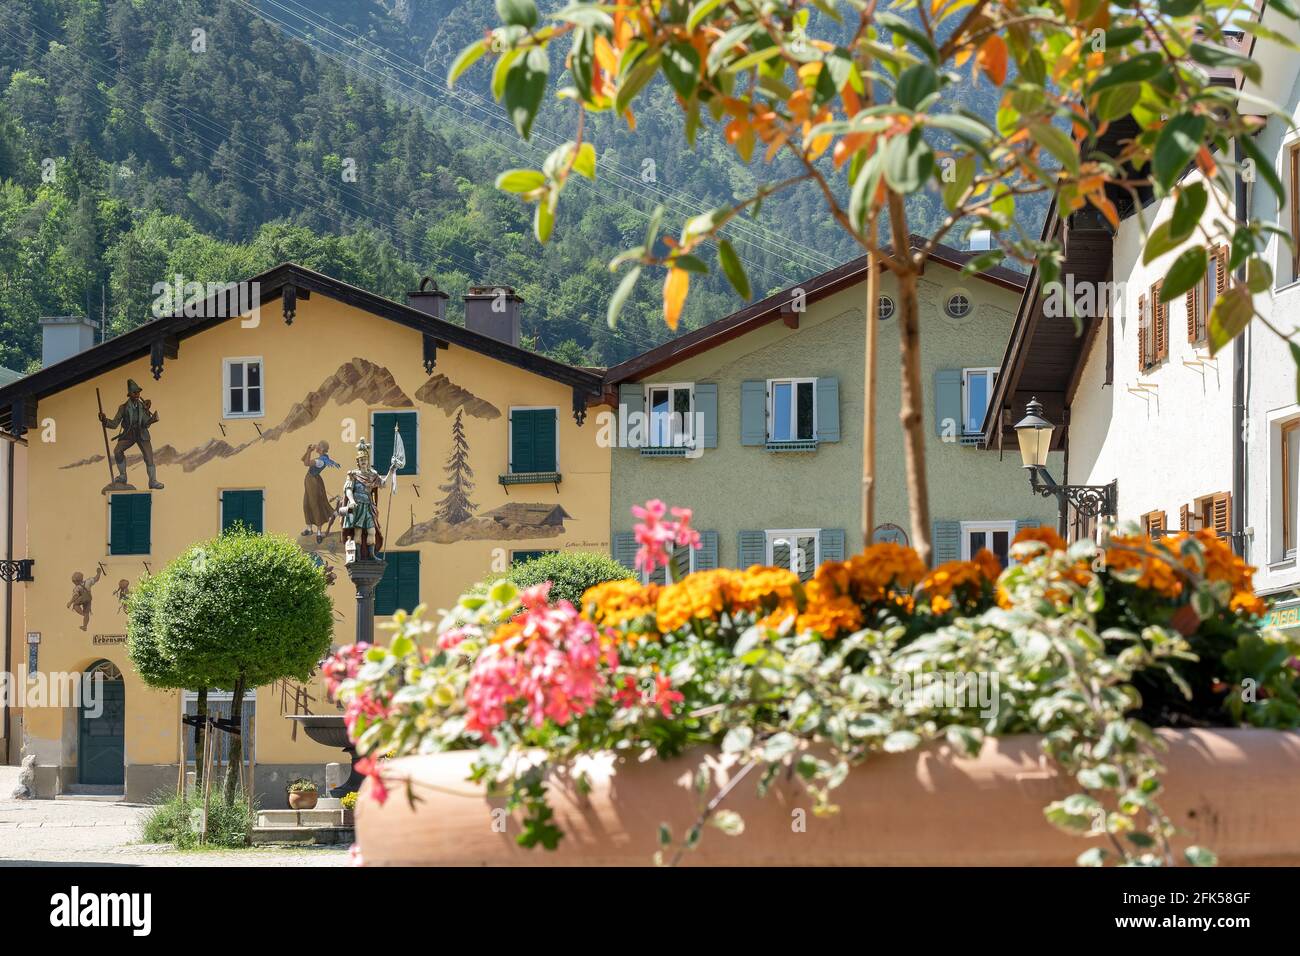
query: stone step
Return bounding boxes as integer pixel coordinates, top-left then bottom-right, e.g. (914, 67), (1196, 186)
(257, 808), (350, 828)
(57, 786), (126, 802)
(250, 825), (354, 846)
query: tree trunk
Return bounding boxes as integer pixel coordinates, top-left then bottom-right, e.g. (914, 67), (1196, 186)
(862, 235), (878, 550)
(223, 675), (245, 802)
(193, 687), (207, 792)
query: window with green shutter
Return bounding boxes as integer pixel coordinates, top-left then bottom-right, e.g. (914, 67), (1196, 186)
(221, 490), (264, 533)
(109, 494), (151, 555)
(374, 551), (420, 616)
(510, 550), (554, 565)
(509, 408), (558, 474)
(372, 411), (418, 476)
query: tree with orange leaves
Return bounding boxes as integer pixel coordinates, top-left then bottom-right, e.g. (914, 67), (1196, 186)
(453, 0), (1296, 562)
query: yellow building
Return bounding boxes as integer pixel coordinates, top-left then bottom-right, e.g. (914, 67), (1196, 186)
(0, 265), (610, 802)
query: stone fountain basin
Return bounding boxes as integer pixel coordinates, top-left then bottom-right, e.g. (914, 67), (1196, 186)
(287, 714), (352, 749)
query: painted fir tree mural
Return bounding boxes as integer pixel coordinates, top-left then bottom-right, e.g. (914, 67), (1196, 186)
(436, 409), (476, 525)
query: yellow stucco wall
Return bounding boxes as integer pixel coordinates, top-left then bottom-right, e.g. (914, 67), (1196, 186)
(17, 292), (610, 784)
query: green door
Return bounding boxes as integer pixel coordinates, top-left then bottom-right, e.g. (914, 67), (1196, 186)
(78, 664), (125, 786)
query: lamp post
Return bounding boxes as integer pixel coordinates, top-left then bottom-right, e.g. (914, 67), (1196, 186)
(1013, 398), (1116, 537)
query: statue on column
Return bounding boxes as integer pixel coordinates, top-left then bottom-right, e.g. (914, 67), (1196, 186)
(340, 438), (397, 562)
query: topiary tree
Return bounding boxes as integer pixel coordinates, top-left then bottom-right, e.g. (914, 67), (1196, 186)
(457, 0), (1297, 561)
(498, 550), (634, 605)
(151, 529), (334, 800)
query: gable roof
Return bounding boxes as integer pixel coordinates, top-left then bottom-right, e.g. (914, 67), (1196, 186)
(602, 236), (1027, 385)
(0, 263), (604, 435)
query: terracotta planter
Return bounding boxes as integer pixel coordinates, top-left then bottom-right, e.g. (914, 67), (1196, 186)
(288, 790), (319, 811)
(356, 729), (1300, 866)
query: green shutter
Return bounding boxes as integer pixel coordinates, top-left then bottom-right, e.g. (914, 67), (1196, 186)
(740, 381), (766, 445)
(695, 383), (718, 449)
(222, 490), (263, 533)
(510, 409), (533, 473)
(373, 412), (417, 475)
(533, 409), (557, 472)
(111, 494), (151, 555)
(934, 369), (962, 438)
(815, 378), (840, 442)
(612, 531), (637, 572)
(375, 552), (420, 615)
(696, 530), (719, 570)
(820, 528), (846, 562)
(737, 530), (766, 568)
(932, 520), (961, 565)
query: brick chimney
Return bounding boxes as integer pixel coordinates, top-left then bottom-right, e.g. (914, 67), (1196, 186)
(39, 315), (98, 367)
(463, 286), (522, 347)
(405, 276), (449, 322)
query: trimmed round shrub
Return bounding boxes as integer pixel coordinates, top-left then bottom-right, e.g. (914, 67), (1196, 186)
(501, 551), (633, 606)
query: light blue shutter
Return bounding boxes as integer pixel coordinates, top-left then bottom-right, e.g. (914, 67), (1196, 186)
(695, 383), (718, 449)
(815, 377), (840, 442)
(1016, 519), (1041, 540)
(612, 531), (638, 572)
(820, 528), (846, 562)
(737, 530), (766, 567)
(619, 384), (643, 449)
(934, 369), (962, 438)
(696, 530), (719, 570)
(740, 380), (766, 445)
(932, 520), (961, 565)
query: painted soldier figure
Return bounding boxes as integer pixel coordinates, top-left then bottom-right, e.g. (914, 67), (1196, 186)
(99, 379), (163, 489)
(340, 438), (397, 561)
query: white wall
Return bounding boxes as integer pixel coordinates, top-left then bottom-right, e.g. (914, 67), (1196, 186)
(1068, 181), (1236, 530)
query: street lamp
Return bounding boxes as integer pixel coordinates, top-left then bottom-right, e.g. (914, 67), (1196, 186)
(1013, 398), (1116, 536)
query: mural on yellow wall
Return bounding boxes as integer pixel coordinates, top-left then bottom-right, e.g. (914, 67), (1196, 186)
(96, 378), (164, 492)
(67, 567), (103, 631)
(113, 578), (131, 614)
(301, 440), (342, 540)
(415, 374), (501, 420)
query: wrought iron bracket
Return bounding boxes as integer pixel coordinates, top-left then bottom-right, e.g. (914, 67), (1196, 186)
(0, 559), (35, 583)
(1028, 467), (1116, 518)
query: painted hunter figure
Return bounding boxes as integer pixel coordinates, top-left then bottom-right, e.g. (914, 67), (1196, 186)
(98, 379), (163, 490)
(68, 568), (102, 631)
(340, 438), (398, 561)
(302, 440), (341, 541)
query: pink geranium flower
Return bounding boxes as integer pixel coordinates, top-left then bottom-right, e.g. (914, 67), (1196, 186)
(632, 499), (701, 577)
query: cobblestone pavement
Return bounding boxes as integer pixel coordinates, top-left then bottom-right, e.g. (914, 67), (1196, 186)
(0, 766), (348, 867)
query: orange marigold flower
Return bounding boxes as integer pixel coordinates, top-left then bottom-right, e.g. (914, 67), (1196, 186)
(655, 569), (738, 633)
(845, 542), (926, 601)
(972, 547), (1003, 583)
(1013, 526), (1067, 552)
(582, 579), (659, 630)
(796, 579), (863, 639)
(735, 566), (800, 608)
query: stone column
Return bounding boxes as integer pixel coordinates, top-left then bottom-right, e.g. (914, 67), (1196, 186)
(346, 558), (387, 647)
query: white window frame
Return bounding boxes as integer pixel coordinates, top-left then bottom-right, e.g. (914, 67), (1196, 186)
(959, 520), (1016, 562)
(766, 378), (818, 442)
(182, 687), (257, 766)
(370, 409), (420, 476)
(508, 405), (560, 474)
(765, 528), (821, 578)
(223, 356), (265, 419)
(961, 367), (999, 436)
(641, 542), (697, 585)
(643, 382), (696, 448)
(1269, 407), (1300, 567)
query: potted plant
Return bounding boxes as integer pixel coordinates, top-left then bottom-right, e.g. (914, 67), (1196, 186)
(287, 778), (319, 811)
(330, 505), (1300, 866)
(340, 791), (358, 825)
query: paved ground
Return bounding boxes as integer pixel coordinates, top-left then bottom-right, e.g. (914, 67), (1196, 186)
(0, 766), (349, 867)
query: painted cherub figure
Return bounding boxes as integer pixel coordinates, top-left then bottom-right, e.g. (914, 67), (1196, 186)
(113, 579), (130, 613)
(68, 569), (103, 631)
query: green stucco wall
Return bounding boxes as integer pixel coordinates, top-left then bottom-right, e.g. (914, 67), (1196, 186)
(609, 268), (1063, 566)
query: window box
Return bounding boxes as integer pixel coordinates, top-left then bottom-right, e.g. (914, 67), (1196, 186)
(498, 471), (562, 489)
(223, 357), (264, 418)
(764, 439), (819, 453)
(639, 446), (691, 458)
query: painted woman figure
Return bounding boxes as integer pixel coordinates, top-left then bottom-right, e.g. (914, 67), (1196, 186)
(341, 438), (397, 561)
(302, 440), (340, 540)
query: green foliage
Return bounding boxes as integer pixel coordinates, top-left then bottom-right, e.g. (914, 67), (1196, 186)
(140, 789), (256, 850)
(150, 529), (333, 690)
(499, 550), (633, 606)
(340, 791), (358, 811)
(125, 569), (177, 689)
(286, 777), (318, 794)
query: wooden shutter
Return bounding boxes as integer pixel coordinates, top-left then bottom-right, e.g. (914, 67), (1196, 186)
(695, 383), (718, 449)
(618, 383), (644, 449)
(1180, 503), (1191, 531)
(110, 493), (151, 555)
(933, 369), (962, 437)
(932, 520), (961, 565)
(737, 530), (767, 568)
(1291, 145), (1300, 280)
(1152, 281), (1168, 361)
(532, 409), (557, 472)
(510, 409), (534, 473)
(1141, 510), (1166, 537)
(1211, 492), (1232, 538)
(740, 381), (767, 445)
(373, 411), (417, 475)
(696, 531), (719, 571)
(222, 490), (263, 533)
(611, 531), (637, 571)
(815, 378), (840, 443)
(1185, 285), (1198, 342)
(1137, 292), (1147, 370)
(820, 528), (846, 562)
(375, 552), (420, 615)
(1214, 244), (1229, 298)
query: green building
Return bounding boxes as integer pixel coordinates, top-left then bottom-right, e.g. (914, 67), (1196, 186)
(604, 240), (1062, 580)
